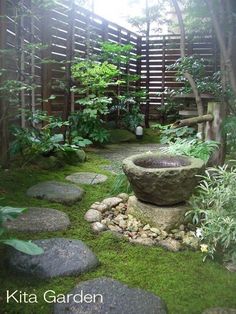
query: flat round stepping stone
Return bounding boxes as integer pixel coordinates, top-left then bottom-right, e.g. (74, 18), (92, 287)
(66, 172), (107, 185)
(7, 238), (99, 279)
(53, 277), (167, 314)
(4, 207), (70, 233)
(26, 181), (84, 205)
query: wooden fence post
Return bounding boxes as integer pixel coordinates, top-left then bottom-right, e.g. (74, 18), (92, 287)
(16, 1), (26, 127)
(145, 34), (150, 128)
(205, 102), (226, 165)
(0, 0), (9, 168)
(136, 35), (142, 90)
(41, 7), (52, 114)
(161, 35), (166, 109)
(64, 0), (75, 118)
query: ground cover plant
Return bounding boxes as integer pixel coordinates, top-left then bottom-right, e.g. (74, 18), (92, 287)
(0, 151), (236, 314)
(187, 165), (236, 265)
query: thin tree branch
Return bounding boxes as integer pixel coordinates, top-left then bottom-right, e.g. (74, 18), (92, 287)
(171, 0), (204, 117)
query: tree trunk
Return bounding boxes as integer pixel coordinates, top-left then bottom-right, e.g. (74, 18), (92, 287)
(171, 0), (205, 138)
(205, 102), (226, 165)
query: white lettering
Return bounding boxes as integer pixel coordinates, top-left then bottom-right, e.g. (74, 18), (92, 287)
(6, 290), (19, 303)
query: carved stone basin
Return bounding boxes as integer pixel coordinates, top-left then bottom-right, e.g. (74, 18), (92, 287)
(122, 153), (205, 206)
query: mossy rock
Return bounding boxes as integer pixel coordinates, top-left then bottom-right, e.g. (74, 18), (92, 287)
(108, 129), (136, 144)
(55, 149), (86, 165)
(36, 156), (63, 170)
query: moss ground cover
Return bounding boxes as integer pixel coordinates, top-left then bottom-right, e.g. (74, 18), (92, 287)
(0, 152), (236, 314)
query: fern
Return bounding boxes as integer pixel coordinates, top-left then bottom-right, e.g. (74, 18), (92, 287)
(160, 138), (219, 162)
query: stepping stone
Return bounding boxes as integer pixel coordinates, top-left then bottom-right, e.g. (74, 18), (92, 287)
(202, 309), (236, 314)
(27, 181), (84, 205)
(4, 207), (70, 233)
(54, 277), (167, 314)
(66, 172), (107, 185)
(7, 238), (99, 279)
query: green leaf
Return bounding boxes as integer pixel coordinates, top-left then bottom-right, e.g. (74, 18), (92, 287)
(0, 207), (27, 223)
(50, 133), (64, 143)
(1, 239), (44, 255)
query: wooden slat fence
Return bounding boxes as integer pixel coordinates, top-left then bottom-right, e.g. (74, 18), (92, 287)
(141, 34), (219, 119)
(0, 0), (220, 165)
(1, 1), (220, 122)
(44, 0), (141, 116)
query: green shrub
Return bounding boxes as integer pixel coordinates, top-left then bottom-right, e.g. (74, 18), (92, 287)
(187, 165), (236, 264)
(71, 59), (121, 144)
(122, 105), (144, 132)
(11, 110), (91, 164)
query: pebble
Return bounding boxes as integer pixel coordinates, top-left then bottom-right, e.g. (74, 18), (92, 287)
(97, 203), (109, 213)
(102, 197), (123, 209)
(150, 227), (160, 235)
(108, 225), (123, 233)
(143, 224), (151, 231)
(90, 202), (101, 210)
(91, 222), (107, 233)
(84, 196), (198, 251)
(130, 237), (155, 246)
(84, 209), (102, 222)
(159, 238), (182, 252)
(117, 193), (129, 202)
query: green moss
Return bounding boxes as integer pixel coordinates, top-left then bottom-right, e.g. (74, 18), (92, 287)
(108, 129), (136, 143)
(0, 152), (236, 314)
(141, 128), (160, 143)
(108, 128), (160, 144)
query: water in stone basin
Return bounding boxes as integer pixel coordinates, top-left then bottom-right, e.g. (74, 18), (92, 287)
(134, 156), (191, 169)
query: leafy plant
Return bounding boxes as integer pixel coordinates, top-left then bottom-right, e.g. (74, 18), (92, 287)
(168, 56), (224, 98)
(100, 42), (144, 128)
(160, 138), (219, 162)
(11, 110), (91, 162)
(0, 206), (43, 255)
(187, 165), (236, 263)
(156, 88), (183, 124)
(122, 104), (144, 132)
(100, 42), (138, 66)
(152, 124), (196, 144)
(72, 60), (121, 94)
(71, 59), (122, 143)
(222, 115), (236, 153)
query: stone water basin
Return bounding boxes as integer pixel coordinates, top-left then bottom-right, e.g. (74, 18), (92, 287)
(122, 153), (205, 206)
